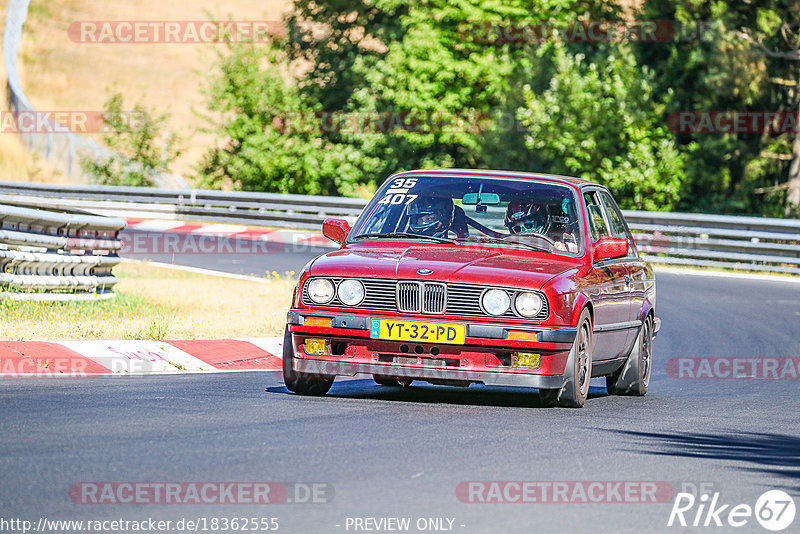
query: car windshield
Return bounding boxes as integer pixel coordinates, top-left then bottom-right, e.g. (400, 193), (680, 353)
(350, 174), (584, 256)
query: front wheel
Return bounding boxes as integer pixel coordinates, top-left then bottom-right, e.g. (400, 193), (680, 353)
(540, 308), (593, 408)
(282, 326), (334, 395)
(607, 315), (653, 396)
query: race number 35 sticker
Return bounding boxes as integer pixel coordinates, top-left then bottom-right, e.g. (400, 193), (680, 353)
(379, 178), (418, 205)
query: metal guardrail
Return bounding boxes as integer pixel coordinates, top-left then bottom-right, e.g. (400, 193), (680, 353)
(0, 202), (125, 301)
(0, 181), (798, 275)
(625, 210), (800, 275)
(0, 181), (366, 229)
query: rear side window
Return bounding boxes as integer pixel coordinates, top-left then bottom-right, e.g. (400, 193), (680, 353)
(583, 192), (609, 241)
(599, 192), (626, 237)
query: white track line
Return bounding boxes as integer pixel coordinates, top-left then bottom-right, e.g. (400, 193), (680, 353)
(121, 258), (274, 282)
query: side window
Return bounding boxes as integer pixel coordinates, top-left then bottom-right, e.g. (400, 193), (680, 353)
(599, 192), (625, 236)
(583, 192), (609, 241)
(599, 191), (635, 255)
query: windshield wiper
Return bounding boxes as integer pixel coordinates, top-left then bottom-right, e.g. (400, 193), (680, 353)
(351, 232), (455, 244)
(456, 236), (552, 252)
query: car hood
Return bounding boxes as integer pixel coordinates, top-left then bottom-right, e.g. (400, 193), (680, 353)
(308, 243), (581, 290)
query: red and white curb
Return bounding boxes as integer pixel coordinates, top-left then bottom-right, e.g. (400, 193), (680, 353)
(124, 219), (335, 248)
(0, 337), (284, 377)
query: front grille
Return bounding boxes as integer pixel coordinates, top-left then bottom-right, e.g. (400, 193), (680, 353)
(301, 278), (548, 320)
(396, 281), (421, 313)
(423, 282), (446, 314)
(448, 283), (549, 320)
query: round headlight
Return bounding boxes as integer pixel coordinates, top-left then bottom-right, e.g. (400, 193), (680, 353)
(307, 278), (334, 304)
(338, 279), (365, 306)
(515, 292), (543, 317)
(482, 289), (510, 316)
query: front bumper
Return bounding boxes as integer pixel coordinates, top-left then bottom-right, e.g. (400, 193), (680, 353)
(294, 358), (566, 389)
(286, 311), (577, 387)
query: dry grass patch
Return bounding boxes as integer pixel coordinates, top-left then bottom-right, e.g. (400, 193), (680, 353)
(0, 261), (295, 341)
(0, 1), (68, 183)
(15, 0), (290, 180)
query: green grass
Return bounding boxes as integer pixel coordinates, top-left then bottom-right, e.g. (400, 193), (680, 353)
(124, 312), (176, 340)
(0, 261), (296, 341)
(0, 291), (179, 341)
(0, 291), (173, 322)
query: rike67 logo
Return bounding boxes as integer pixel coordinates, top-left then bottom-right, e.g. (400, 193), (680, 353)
(668, 490), (796, 531)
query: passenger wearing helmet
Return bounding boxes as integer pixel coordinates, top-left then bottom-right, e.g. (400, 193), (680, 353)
(407, 196), (456, 237)
(504, 202), (549, 235)
(504, 202), (578, 253)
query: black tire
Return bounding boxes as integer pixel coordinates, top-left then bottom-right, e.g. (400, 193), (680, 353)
(282, 326), (334, 395)
(539, 309), (593, 408)
(538, 387), (559, 407)
(373, 376), (413, 387)
(607, 314), (653, 396)
(374, 376), (400, 387)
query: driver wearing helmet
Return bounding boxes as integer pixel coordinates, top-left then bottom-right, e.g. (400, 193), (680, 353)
(407, 196), (460, 237)
(504, 202), (578, 253)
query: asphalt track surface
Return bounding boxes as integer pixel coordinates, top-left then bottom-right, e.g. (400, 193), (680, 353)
(120, 229), (331, 276)
(1, 229), (799, 533)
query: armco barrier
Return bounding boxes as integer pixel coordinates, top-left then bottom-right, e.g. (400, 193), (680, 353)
(626, 210), (800, 275)
(0, 181), (798, 275)
(0, 203), (125, 301)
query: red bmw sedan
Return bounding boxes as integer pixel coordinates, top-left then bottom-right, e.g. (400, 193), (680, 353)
(283, 169), (659, 407)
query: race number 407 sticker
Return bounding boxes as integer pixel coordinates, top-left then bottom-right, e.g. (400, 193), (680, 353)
(379, 178), (418, 205)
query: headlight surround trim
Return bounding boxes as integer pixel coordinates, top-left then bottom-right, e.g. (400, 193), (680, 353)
(481, 288), (511, 316)
(515, 291), (544, 318)
(307, 278), (335, 304)
(337, 279), (366, 306)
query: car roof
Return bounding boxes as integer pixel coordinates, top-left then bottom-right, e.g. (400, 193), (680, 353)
(393, 168), (600, 189)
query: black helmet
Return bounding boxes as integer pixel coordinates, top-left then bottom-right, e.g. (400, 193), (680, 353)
(407, 197), (454, 236)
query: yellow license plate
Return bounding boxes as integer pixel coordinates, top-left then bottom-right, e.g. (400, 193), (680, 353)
(370, 319), (466, 344)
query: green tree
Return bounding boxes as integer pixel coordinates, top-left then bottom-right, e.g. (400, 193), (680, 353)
(197, 44), (376, 196)
(518, 43), (687, 210)
(734, 3), (800, 216)
(637, 0), (800, 216)
(200, 0), (622, 196)
(81, 93), (178, 187)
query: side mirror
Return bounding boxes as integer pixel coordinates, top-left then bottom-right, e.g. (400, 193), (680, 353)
(593, 236), (628, 262)
(322, 218), (351, 245)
